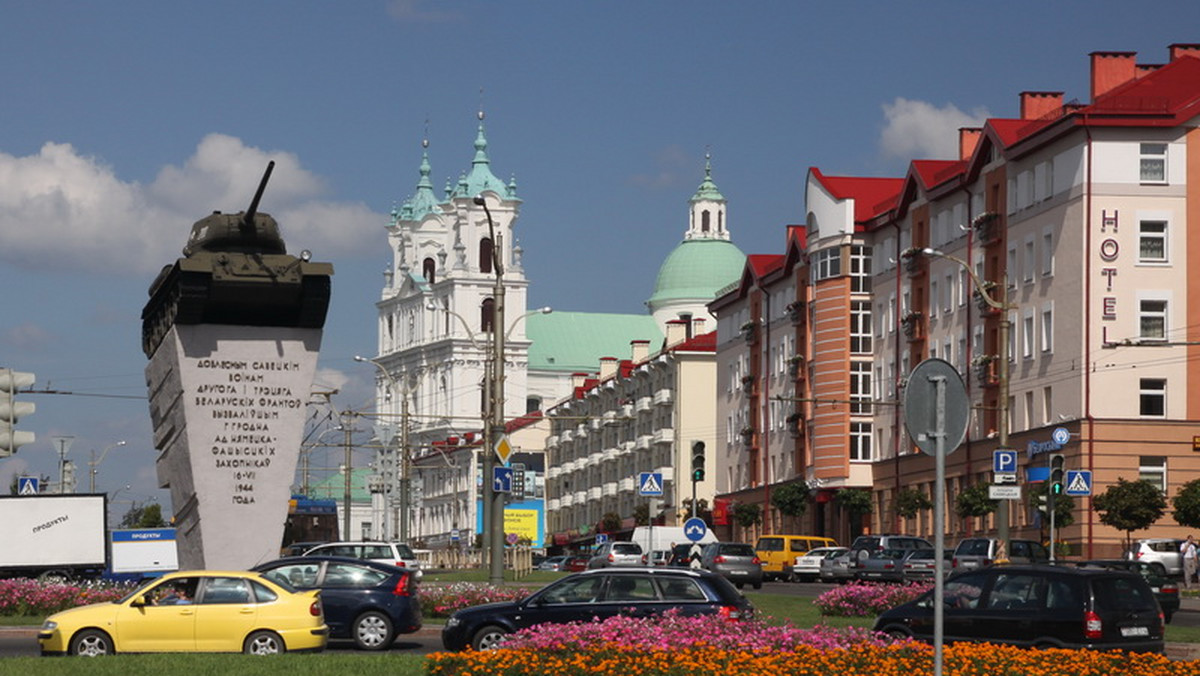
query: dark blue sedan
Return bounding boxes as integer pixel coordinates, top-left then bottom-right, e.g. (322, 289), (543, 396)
(253, 555), (421, 650)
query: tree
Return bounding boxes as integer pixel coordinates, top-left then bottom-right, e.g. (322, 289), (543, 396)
(732, 502), (762, 529)
(1093, 479), (1166, 550)
(895, 488), (933, 519)
(1029, 481), (1075, 529)
(834, 489), (873, 516)
(1172, 479), (1200, 529)
(633, 503), (649, 527)
(954, 483), (998, 520)
(771, 482), (809, 519)
(599, 511), (622, 533)
(120, 502), (167, 528)
(680, 499), (710, 522)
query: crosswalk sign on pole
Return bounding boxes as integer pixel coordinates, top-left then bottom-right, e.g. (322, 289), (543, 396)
(1065, 470), (1093, 496)
(638, 472), (664, 496)
(17, 476), (38, 495)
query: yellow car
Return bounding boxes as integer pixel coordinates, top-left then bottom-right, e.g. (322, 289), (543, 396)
(38, 570), (328, 656)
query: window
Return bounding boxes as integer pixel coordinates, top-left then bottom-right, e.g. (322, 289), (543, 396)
(1022, 312), (1034, 359)
(812, 247), (841, 282)
(479, 237), (494, 273)
(944, 272), (953, 312)
(850, 301), (872, 354)
(1140, 143), (1167, 183)
(929, 280), (938, 318)
(1023, 237), (1035, 283)
(1042, 386), (1052, 426)
(1139, 299), (1167, 341)
(850, 245), (872, 292)
(1139, 456), (1166, 493)
(850, 362), (872, 415)
(481, 297), (496, 333)
(1024, 392), (1034, 430)
(1041, 305), (1053, 353)
(1042, 230), (1055, 276)
(1139, 221), (1168, 263)
(1140, 378), (1166, 418)
(850, 422), (872, 461)
(422, 257), (436, 284)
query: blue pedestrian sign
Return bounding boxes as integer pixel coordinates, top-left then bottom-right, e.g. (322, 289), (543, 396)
(1065, 470), (1093, 496)
(638, 472), (664, 497)
(493, 466), (513, 493)
(993, 448), (1018, 475)
(17, 476), (38, 495)
(683, 517), (708, 542)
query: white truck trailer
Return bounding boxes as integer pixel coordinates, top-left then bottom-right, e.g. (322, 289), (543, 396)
(0, 494), (107, 581)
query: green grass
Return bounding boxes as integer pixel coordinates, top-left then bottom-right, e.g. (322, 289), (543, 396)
(1, 653), (427, 676)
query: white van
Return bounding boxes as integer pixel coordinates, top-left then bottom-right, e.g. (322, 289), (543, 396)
(629, 526), (717, 560)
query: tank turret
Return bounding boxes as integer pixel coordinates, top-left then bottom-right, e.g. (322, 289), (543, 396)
(141, 162), (334, 357)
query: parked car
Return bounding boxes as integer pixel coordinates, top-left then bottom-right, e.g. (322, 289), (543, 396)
(642, 549), (671, 566)
(700, 542), (763, 589)
(563, 555), (590, 572)
(754, 535), (838, 581)
(38, 570), (328, 656)
(282, 541), (326, 557)
(849, 535), (932, 578)
(792, 546), (848, 583)
(1125, 538), (1185, 577)
(1076, 559), (1180, 623)
(252, 555), (421, 650)
(856, 548), (918, 583)
(535, 555), (570, 571)
(874, 565), (1164, 653)
(302, 541), (423, 581)
(441, 568), (754, 651)
(951, 537), (1049, 571)
(902, 548), (953, 583)
(668, 542), (704, 568)
(587, 541), (643, 569)
(820, 548), (856, 583)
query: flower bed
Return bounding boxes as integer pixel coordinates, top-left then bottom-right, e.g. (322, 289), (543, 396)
(428, 642), (1191, 676)
(420, 582), (530, 618)
(0, 578), (131, 616)
(814, 581), (932, 617)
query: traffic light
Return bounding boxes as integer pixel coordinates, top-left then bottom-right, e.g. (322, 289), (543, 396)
(1049, 453), (1066, 496)
(691, 441), (706, 482)
(0, 369), (35, 457)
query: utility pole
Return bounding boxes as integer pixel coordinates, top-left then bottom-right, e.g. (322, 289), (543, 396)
(342, 412), (353, 540)
(475, 195), (507, 586)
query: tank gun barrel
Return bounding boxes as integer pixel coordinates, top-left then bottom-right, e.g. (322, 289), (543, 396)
(241, 160), (276, 234)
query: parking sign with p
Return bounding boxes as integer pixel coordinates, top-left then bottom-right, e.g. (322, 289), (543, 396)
(993, 448), (1018, 475)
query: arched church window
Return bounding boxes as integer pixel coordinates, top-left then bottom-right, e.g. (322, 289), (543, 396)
(701, 210), (711, 232)
(479, 238), (494, 274)
(526, 396), (542, 413)
(481, 297), (496, 333)
(423, 257), (436, 284)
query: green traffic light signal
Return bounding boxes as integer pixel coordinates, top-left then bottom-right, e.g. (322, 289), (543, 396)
(1049, 453), (1066, 495)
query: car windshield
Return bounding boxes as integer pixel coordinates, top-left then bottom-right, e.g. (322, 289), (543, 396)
(720, 545), (756, 557)
(957, 539), (990, 556)
(1093, 576), (1157, 612)
(872, 548), (906, 559)
(613, 544), (641, 554)
(394, 544), (416, 558)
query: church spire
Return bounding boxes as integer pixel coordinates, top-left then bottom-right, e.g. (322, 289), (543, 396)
(686, 150), (729, 241)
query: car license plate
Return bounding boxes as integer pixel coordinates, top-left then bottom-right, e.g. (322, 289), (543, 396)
(1121, 626), (1149, 637)
(731, 570), (747, 575)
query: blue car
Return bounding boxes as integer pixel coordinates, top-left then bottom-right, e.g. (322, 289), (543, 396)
(253, 555), (421, 650)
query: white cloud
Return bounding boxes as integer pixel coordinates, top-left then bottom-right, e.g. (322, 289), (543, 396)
(879, 98), (990, 161)
(0, 134), (383, 277)
(386, 0), (461, 23)
(628, 145), (693, 190)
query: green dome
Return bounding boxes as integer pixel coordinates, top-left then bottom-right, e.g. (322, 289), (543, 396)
(647, 238), (746, 305)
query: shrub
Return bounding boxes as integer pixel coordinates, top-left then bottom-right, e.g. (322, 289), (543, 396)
(419, 582), (530, 618)
(0, 578), (132, 617)
(814, 580), (931, 617)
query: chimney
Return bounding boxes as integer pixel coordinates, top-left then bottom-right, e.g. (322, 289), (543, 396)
(1090, 51), (1137, 101)
(665, 319), (687, 347)
(599, 356), (618, 381)
(691, 317), (707, 336)
(959, 128), (982, 161)
(571, 372), (589, 389)
(1019, 92), (1064, 120)
(1170, 43), (1200, 61)
(630, 340), (650, 363)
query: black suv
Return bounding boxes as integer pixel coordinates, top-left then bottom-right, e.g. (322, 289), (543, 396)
(441, 568), (754, 651)
(874, 565), (1164, 653)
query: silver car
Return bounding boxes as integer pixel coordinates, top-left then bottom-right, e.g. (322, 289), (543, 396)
(587, 541), (643, 569)
(792, 546), (847, 582)
(302, 541), (423, 580)
(700, 542), (763, 590)
(820, 548), (855, 583)
(1125, 538), (1185, 577)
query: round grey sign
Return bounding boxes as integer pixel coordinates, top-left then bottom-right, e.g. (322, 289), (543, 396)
(903, 358), (969, 456)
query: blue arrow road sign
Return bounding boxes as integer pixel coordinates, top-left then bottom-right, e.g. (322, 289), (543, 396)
(684, 517), (708, 542)
(595, 533), (609, 546)
(638, 472), (664, 496)
(993, 449), (1018, 474)
(1065, 470), (1092, 496)
(493, 466), (513, 493)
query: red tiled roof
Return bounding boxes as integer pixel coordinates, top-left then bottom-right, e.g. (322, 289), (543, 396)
(670, 330), (716, 353)
(810, 168), (903, 223)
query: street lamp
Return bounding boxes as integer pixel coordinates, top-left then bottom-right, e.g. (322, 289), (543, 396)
(920, 247), (1014, 553)
(355, 354), (411, 542)
(89, 440), (127, 494)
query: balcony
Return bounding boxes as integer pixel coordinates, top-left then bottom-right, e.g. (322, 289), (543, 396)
(740, 427), (756, 448)
(619, 477), (635, 492)
(545, 435), (559, 449)
(603, 481), (617, 496)
(602, 410), (617, 426)
(788, 355), (806, 380)
(585, 454), (601, 467)
(590, 416), (603, 430)
(636, 396), (653, 412)
(560, 429), (574, 443)
(653, 389), (673, 406)
(901, 312), (924, 341)
(547, 498), (561, 511)
(560, 493), (574, 507)
(740, 320), (759, 344)
(786, 412), (805, 439)
(972, 354), (1000, 387)
(620, 404), (634, 419)
(787, 300), (806, 324)
(901, 247), (925, 276)
(652, 427), (675, 445)
(972, 211), (1001, 244)
(973, 282), (1001, 316)
(546, 466), (560, 480)
(634, 435), (652, 451)
(602, 447), (618, 462)
(741, 374), (756, 393)
(588, 486), (602, 501)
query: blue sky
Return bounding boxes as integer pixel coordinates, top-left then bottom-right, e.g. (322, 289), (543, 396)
(3, 0), (1199, 517)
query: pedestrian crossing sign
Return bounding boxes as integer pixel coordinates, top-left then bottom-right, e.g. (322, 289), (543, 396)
(1065, 470), (1092, 496)
(638, 472), (664, 496)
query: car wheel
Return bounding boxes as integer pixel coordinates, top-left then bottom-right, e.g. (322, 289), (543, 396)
(752, 581), (763, 590)
(471, 624), (508, 651)
(1150, 563), (1167, 576)
(69, 629), (114, 657)
(1165, 612), (1174, 624)
(734, 581), (744, 589)
(353, 611), (395, 650)
(880, 625), (911, 641)
(244, 630), (285, 655)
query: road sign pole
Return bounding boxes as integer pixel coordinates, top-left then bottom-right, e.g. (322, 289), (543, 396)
(932, 374), (945, 676)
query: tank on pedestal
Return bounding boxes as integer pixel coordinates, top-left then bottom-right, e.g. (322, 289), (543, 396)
(142, 162), (334, 570)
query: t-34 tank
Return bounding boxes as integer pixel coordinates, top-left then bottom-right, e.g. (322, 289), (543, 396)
(141, 161), (334, 357)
